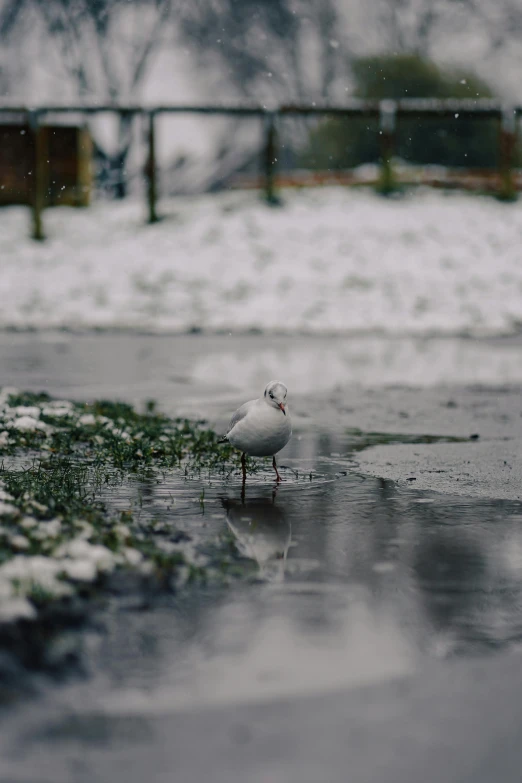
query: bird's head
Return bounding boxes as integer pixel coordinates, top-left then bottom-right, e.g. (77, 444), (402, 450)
(264, 380), (288, 415)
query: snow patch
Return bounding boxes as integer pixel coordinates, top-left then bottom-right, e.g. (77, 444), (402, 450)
(8, 416), (49, 433)
(0, 598), (37, 623)
(53, 538), (116, 572)
(14, 406), (41, 419)
(78, 414), (97, 426)
(2, 188), (522, 336)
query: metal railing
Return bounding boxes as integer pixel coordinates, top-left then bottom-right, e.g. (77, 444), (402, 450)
(0, 99), (519, 239)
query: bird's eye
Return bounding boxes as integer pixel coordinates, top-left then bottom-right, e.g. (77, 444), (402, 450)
(269, 392), (274, 399)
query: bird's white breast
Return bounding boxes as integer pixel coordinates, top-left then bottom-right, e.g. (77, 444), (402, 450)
(228, 401), (291, 457)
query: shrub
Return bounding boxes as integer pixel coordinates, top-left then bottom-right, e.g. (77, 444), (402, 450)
(301, 54), (506, 170)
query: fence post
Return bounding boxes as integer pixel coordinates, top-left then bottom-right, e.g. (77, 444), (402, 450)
(77, 125), (92, 207)
(377, 100), (397, 195)
(498, 107), (517, 202)
(262, 111), (280, 205)
(145, 111), (159, 223)
(28, 110), (46, 240)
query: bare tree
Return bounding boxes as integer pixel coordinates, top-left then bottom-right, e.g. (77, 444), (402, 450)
(452, 0), (522, 53)
(181, 0), (351, 102)
(174, 0), (355, 189)
(365, 0), (448, 56)
(0, 0), (174, 196)
(1, 0), (173, 98)
(366, 0), (522, 87)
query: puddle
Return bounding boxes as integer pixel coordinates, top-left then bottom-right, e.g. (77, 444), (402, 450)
(26, 450), (522, 710)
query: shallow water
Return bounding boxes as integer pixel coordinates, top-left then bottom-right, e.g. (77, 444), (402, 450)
(4, 452), (522, 781)
(81, 462), (522, 709)
(2, 332), (522, 781)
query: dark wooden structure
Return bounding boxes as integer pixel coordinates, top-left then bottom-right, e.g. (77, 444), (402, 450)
(0, 122), (91, 208)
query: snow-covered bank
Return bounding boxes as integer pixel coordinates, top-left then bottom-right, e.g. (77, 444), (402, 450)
(2, 187), (522, 335)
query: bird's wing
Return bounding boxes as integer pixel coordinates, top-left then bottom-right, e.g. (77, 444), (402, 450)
(226, 399), (256, 436)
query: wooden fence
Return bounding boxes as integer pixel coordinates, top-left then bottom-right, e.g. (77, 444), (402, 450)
(0, 99), (519, 239)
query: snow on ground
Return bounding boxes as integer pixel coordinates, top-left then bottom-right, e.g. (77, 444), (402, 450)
(2, 187), (522, 336)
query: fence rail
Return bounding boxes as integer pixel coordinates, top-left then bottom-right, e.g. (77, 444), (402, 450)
(0, 100), (519, 239)
(0, 98), (520, 115)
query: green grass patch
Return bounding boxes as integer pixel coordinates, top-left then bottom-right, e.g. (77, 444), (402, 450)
(0, 388), (253, 627)
(2, 391), (238, 473)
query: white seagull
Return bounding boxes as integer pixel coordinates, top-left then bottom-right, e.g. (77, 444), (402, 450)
(221, 380), (292, 482)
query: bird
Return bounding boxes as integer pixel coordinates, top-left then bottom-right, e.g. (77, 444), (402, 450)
(221, 380), (292, 483)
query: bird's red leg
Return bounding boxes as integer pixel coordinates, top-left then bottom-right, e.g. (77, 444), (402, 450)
(273, 456), (283, 482)
(241, 453), (247, 482)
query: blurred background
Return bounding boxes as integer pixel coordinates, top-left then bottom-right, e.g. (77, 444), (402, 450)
(2, 0), (522, 385)
(1, 0), (522, 195)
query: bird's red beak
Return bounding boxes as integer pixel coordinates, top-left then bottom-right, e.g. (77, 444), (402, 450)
(278, 403), (286, 415)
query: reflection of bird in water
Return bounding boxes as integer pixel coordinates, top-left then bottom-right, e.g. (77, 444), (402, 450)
(220, 380), (292, 483)
(221, 493), (291, 581)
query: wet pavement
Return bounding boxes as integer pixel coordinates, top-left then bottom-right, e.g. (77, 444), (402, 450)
(1, 332), (522, 781)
